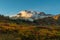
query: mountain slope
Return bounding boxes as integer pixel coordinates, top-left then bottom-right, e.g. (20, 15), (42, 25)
(53, 14), (60, 20)
(0, 13), (60, 40)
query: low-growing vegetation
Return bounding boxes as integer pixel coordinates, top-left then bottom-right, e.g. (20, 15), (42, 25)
(0, 15), (60, 40)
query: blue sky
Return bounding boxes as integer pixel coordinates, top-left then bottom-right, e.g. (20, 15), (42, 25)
(0, 0), (60, 16)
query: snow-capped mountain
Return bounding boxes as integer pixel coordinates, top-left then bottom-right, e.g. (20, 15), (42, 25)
(11, 10), (52, 21)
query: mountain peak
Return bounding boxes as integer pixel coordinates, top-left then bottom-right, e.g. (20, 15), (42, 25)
(11, 10), (53, 21)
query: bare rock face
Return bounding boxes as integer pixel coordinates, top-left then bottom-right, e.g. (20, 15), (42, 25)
(38, 12), (46, 16)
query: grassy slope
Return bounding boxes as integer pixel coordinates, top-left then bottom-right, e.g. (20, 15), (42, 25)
(0, 21), (60, 40)
(0, 16), (60, 40)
